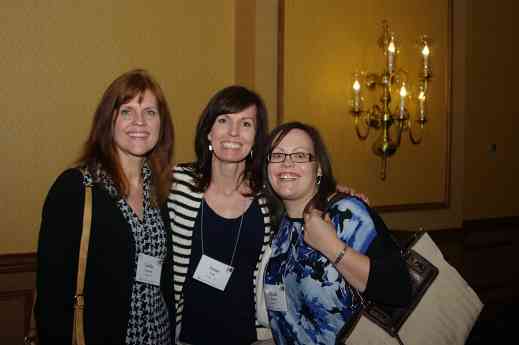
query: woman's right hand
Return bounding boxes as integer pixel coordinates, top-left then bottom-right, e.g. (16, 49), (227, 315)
(303, 208), (343, 261)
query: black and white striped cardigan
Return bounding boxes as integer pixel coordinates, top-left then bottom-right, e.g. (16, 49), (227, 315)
(167, 164), (273, 339)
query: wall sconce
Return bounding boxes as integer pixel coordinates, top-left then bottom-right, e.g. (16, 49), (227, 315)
(350, 20), (432, 180)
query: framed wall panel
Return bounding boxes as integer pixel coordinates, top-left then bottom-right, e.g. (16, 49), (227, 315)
(278, 0), (452, 211)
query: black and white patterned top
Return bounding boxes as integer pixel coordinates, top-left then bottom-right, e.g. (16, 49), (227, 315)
(86, 163), (171, 345)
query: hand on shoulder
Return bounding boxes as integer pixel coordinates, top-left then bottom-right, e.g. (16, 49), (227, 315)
(334, 185), (370, 205)
(303, 208), (340, 257)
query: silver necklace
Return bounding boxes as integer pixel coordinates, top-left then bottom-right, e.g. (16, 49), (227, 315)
(200, 199), (244, 270)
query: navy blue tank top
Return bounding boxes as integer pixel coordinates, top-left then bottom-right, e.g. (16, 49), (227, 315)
(179, 198), (264, 345)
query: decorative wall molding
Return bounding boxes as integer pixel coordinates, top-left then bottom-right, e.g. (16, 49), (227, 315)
(277, 0), (454, 212)
(463, 216), (519, 230)
(0, 253), (37, 343)
(0, 289), (34, 335)
(0, 253), (36, 274)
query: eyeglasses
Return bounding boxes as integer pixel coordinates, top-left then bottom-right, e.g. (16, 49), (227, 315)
(268, 152), (315, 163)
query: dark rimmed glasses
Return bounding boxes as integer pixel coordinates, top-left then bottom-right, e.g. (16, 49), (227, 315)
(267, 152), (315, 163)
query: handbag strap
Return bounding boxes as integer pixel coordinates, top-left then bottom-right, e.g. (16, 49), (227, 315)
(25, 179), (93, 345)
(72, 183), (92, 345)
(24, 291), (38, 345)
(75, 184), (92, 300)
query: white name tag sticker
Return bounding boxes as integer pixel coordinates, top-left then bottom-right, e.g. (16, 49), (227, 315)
(136, 254), (162, 286)
(264, 284), (288, 312)
(193, 254), (234, 291)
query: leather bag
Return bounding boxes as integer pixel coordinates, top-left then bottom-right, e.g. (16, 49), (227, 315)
(337, 231), (484, 345)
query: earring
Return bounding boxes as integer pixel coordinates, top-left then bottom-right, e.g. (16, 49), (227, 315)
(316, 175), (322, 185)
(209, 144), (213, 152)
(250, 149), (254, 159)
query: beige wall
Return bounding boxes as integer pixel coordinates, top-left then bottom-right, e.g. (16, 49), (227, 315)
(235, 0), (279, 129)
(1, 0), (517, 254)
(0, 0), (235, 254)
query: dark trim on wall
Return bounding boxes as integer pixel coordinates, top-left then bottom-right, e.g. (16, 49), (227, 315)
(0, 253), (37, 274)
(0, 289), (35, 334)
(376, 201), (450, 213)
(276, 0), (285, 124)
(0, 254), (37, 336)
(463, 216), (519, 230)
(443, 0), (454, 211)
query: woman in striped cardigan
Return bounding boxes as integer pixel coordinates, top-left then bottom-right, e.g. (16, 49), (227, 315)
(167, 86), (272, 345)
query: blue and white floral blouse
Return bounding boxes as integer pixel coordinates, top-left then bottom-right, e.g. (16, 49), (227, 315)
(264, 196), (381, 345)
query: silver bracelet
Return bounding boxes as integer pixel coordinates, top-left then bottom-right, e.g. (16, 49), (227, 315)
(333, 245), (348, 265)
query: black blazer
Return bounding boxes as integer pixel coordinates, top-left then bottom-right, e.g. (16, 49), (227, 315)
(35, 169), (175, 344)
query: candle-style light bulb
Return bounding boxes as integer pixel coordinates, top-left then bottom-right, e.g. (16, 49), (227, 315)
(418, 90), (427, 120)
(387, 40), (396, 74)
(422, 45), (430, 58)
(353, 79), (361, 112)
(422, 42), (430, 76)
(388, 41), (396, 53)
(399, 84), (407, 119)
(353, 80), (361, 92)
(400, 85), (407, 97)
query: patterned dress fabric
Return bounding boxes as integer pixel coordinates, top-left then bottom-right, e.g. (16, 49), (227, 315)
(86, 163), (171, 345)
(265, 196), (377, 345)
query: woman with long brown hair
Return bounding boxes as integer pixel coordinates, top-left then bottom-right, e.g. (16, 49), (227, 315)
(35, 69), (175, 344)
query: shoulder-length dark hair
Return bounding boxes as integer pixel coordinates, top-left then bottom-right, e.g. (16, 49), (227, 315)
(192, 85), (268, 194)
(263, 121), (337, 224)
(77, 69), (174, 205)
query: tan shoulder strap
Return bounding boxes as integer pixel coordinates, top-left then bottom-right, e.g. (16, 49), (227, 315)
(72, 185), (92, 345)
(75, 185), (92, 298)
(26, 183), (92, 345)
(24, 291), (38, 344)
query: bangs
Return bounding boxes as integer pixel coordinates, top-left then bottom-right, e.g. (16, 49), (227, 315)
(216, 101), (248, 117)
(115, 74), (155, 109)
(214, 89), (257, 116)
(269, 127), (291, 153)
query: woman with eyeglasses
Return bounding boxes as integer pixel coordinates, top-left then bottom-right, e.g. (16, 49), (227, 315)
(261, 122), (412, 345)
